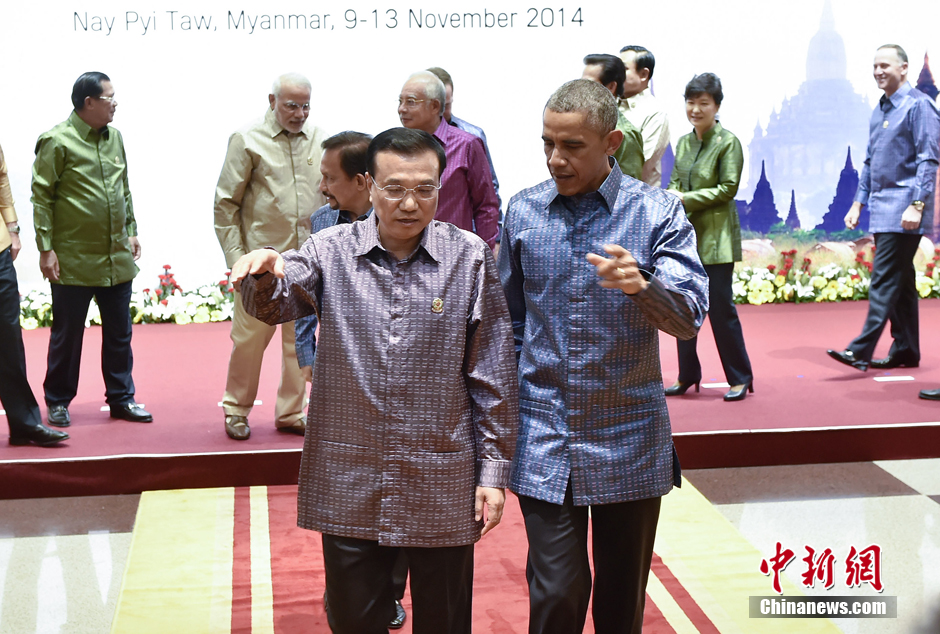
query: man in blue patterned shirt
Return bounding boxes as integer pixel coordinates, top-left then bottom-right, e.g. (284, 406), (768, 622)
(498, 79), (708, 633)
(828, 44), (940, 376)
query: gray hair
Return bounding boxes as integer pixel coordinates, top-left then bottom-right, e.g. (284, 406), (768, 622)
(271, 73), (312, 97)
(544, 79), (618, 135)
(405, 71), (446, 116)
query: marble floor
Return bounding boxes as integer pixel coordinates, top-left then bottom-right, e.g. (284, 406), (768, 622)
(1, 459), (939, 633)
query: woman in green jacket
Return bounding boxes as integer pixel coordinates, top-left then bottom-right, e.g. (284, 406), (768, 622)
(665, 73), (753, 401)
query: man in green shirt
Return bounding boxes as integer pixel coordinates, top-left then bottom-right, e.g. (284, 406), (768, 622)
(581, 54), (645, 181)
(31, 72), (153, 428)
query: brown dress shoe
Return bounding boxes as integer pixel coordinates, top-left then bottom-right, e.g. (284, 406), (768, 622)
(225, 415), (250, 440)
(276, 420), (306, 436)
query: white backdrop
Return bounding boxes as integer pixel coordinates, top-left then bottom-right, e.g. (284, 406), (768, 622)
(1, 0), (935, 292)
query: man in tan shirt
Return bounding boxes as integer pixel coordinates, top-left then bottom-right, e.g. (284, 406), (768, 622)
(214, 73), (326, 440)
(1, 143), (69, 446)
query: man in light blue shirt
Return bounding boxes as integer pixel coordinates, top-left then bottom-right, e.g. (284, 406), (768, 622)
(498, 79), (707, 633)
(828, 44), (940, 377)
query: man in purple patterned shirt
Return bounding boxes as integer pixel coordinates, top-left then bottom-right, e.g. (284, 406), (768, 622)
(398, 71), (499, 248)
(232, 127), (518, 634)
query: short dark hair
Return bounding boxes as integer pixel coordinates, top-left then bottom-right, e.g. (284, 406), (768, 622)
(545, 79), (619, 136)
(684, 72), (724, 106)
(71, 72), (110, 111)
(367, 128), (447, 180)
(322, 131), (373, 179)
(877, 44), (908, 63)
(583, 54), (626, 98)
(619, 45), (656, 80)
(426, 66), (453, 89)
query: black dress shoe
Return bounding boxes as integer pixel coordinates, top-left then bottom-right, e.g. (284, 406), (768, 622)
(389, 599), (407, 629)
(10, 424), (70, 447)
(47, 404), (70, 427)
(110, 402), (153, 422)
(724, 381), (754, 402)
(871, 353), (919, 369)
(664, 380), (700, 396)
(919, 389), (940, 401)
(826, 349), (869, 372)
(323, 592), (406, 629)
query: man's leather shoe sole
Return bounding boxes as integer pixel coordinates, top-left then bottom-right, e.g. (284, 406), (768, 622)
(826, 349), (869, 372)
(225, 415), (250, 440)
(10, 425), (70, 447)
(110, 403), (154, 422)
(919, 389), (940, 401)
(47, 405), (70, 428)
(871, 355), (919, 369)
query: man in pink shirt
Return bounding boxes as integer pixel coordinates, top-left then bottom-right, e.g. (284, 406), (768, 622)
(397, 71), (499, 248)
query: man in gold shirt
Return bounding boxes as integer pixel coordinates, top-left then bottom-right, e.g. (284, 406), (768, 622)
(214, 73), (326, 440)
(1, 143), (69, 446)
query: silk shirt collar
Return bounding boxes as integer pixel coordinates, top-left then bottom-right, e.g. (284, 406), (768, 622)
(620, 88), (650, 111)
(262, 107), (311, 139)
(354, 213), (443, 264)
(68, 110), (108, 141)
(548, 158), (623, 214)
(881, 82), (913, 110)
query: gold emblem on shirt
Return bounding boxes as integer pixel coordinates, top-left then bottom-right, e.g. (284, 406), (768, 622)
(883, 120), (890, 129)
(307, 157), (315, 165)
(115, 155), (123, 165)
(431, 298), (444, 313)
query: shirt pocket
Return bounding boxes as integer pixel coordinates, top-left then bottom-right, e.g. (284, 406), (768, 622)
(400, 451), (476, 537)
(308, 440), (381, 530)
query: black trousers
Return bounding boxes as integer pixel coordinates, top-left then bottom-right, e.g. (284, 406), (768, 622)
(848, 232), (921, 362)
(518, 485), (662, 634)
(0, 247), (44, 435)
(676, 262), (753, 386)
(44, 280), (135, 407)
(321, 534), (473, 634)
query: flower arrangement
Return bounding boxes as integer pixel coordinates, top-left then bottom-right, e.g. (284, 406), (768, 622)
(733, 246), (940, 305)
(19, 265), (236, 329)
(20, 248), (940, 327)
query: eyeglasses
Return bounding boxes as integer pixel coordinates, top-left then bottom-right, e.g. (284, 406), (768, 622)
(397, 97), (426, 109)
(374, 182), (441, 201)
(96, 95), (116, 103)
(283, 101), (311, 113)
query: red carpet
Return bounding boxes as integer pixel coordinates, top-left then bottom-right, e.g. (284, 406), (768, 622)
(4, 301), (940, 498)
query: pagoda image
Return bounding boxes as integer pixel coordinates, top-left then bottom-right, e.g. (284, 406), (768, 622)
(746, 0), (871, 229)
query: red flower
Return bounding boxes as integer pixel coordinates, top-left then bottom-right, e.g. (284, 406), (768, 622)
(163, 264), (172, 270)
(154, 288), (162, 296)
(160, 299), (168, 306)
(803, 257), (812, 264)
(143, 288), (150, 294)
(767, 264), (776, 273)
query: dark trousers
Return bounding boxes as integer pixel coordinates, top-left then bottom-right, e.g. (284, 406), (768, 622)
(321, 534), (473, 634)
(44, 280), (135, 407)
(676, 262), (753, 386)
(518, 485), (662, 634)
(0, 247), (44, 435)
(848, 232), (921, 362)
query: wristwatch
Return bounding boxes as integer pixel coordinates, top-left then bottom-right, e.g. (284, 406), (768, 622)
(912, 200), (925, 212)
(6, 223), (20, 234)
